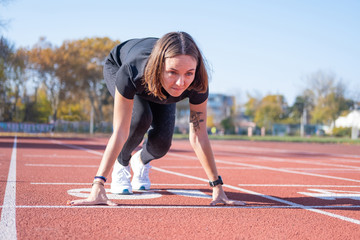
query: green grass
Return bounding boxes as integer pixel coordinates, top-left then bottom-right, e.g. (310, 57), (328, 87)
(173, 133), (360, 144)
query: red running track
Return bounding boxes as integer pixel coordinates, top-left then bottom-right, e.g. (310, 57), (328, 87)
(1, 136), (360, 239)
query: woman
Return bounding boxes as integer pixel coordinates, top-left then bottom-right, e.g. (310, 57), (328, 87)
(68, 32), (245, 206)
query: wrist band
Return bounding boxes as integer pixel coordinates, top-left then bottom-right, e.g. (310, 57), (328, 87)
(94, 176), (107, 182)
(209, 176), (223, 187)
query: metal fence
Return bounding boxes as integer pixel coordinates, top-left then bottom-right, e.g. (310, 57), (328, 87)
(0, 121), (113, 133)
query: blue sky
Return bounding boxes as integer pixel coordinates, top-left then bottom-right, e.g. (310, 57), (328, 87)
(1, 0), (359, 105)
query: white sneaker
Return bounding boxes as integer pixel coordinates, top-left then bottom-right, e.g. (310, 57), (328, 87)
(110, 160), (133, 195)
(131, 150), (151, 190)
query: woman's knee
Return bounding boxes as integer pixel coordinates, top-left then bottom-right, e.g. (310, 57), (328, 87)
(146, 137), (172, 159)
(150, 144), (171, 159)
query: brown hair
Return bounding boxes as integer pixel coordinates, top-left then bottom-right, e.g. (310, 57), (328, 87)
(143, 31), (208, 100)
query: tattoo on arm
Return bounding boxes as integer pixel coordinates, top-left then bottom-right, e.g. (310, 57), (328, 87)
(190, 110), (204, 132)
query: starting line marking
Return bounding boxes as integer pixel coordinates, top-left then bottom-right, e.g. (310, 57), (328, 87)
(31, 182), (207, 186)
(68, 188), (162, 200)
(67, 188), (211, 200)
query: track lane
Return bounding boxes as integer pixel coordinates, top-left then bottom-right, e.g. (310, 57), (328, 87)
(2, 136), (360, 239)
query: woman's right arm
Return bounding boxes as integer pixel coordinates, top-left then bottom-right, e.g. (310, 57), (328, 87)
(67, 89), (133, 206)
(95, 89), (134, 178)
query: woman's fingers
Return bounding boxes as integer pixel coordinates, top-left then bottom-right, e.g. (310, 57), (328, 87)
(225, 199), (246, 206)
(66, 182), (119, 206)
(67, 199), (95, 206)
(106, 200), (118, 206)
(67, 199), (118, 206)
(210, 199), (246, 206)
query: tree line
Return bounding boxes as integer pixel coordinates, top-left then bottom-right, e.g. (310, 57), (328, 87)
(242, 70), (356, 134)
(0, 35), (120, 125)
(0, 35), (358, 134)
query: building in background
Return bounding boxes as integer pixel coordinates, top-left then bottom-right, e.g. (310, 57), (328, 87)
(175, 93), (236, 134)
(207, 93), (235, 126)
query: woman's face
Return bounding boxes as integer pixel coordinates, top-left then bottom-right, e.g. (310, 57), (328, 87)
(162, 55), (197, 97)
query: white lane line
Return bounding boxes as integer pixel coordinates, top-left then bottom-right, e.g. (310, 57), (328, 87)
(51, 140), (360, 225)
(2, 205), (359, 209)
(314, 157), (360, 164)
(256, 156), (360, 170)
(163, 166), (360, 171)
(24, 164), (253, 170)
(51, 139), (359, 184)
(26, 162), (360, 174)
(25, 164), (99, 168)
(211, 143), (360, 159)
(49, 138), (360, 186)
(238, 184), (360, 187)
(50, 139), (103, 156)
(217, 159), (360, 183)
(23, 154), (99, 159)
(160, 166), (254, 170)
(0, 136), (17, 240)
(218, 152), (360, 170)
(213, 152), (360, 166)
(168, 152), (360, 183)
(281, 168), (360, 171)
(152, 166), (360, 225)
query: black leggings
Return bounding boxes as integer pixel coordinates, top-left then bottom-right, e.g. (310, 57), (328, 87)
(117, 95), (176, 166)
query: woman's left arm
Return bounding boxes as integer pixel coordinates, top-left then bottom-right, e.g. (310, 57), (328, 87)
(189, 100), (245, 206)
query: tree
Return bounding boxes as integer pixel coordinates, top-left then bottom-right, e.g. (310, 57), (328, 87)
(56, 37), (120, 130)
(8, 47), (28, 122)
(57, 97), (88, 121)
(311, 90), (352, 125)
(244, 93), (261, 121)
(287, 96), (304, 124)
(286, 94), (313, 125)
(220, 116), (235, 134)
(22, 85), (51, 123)
(0, 36), (14, 121)
(254, 95), (287, 130)
(303, 70), (351, 126)
(28, 38), (62, 122)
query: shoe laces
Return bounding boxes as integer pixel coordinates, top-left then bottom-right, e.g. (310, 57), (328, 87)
(139, 164), (151, 180)
(119, 166), (131, 182)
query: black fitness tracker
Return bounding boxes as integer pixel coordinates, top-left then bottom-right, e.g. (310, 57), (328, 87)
(209, 176), (223, 187)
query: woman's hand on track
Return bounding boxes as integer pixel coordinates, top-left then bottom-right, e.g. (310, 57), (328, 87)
(67, 182), (118, 206)
(210, 185), (246, 206)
